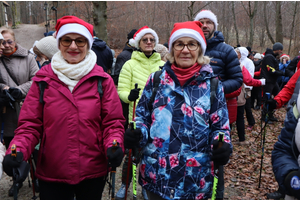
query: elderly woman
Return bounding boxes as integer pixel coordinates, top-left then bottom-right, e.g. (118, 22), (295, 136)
(0, 33), (5, 180)
(3, 16), (125, 200)
(116, 26), (164, 200)
(124, 21), (232, 200)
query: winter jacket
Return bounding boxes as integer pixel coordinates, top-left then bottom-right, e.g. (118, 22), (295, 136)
(112, 43), (136, 85)
(285, 56), (300, 78)
(118, 51), (165, 121)
(278, 61), (291, 84)
(0, 142), (5, 180)
(272, 78), (300, 196)
(135, 61), (231, 200)
(92, 37), (113, 73)
(205, 31), (243, 94)
(253, 59), (262, 79)
(261, 48), (283, 84)
(0, 44), (39, 137)
(274, 69), (300, 108)
(239, 47), (255, 90)
(6, 64), (125, 184)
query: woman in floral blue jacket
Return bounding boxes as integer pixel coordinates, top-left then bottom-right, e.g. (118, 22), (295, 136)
(124, 21), (232, 200)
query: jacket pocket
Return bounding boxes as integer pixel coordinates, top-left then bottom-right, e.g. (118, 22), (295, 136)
(183, 152), (212, 193)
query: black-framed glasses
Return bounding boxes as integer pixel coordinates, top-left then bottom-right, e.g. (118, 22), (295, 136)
(173, 42), (199, 51)
(141, 38), (155, 44)
(60, 38), (87, 47)
(2, 40), (14, 45)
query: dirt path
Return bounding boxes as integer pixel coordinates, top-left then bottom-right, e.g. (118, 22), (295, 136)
(0, 24), (46, 50)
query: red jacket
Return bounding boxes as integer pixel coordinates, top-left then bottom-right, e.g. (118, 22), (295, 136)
(274, 69), (300, 108)
(7, 64), (125, 184)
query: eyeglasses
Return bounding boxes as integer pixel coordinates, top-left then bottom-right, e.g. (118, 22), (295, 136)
(2, 40), (14, 45)
(60, 38), (87, 47)
(141, 38), (155, 44)
(173, 42), (199, 51)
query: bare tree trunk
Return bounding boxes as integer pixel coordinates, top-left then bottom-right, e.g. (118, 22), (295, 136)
(288, 1), (298, 55)
(11, 1), (16, 28)
(263, 2), (275, 44)
(275, 1), (283, 43)
(187, 1), (212, 21)
(93, 1), (107, 43)
(241, 1), (257, 47)
(232, 1), (239, 46)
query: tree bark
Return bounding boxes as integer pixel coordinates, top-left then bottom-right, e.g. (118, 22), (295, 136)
(263, 2), (275, 44)
(288, 1), (298, 55)
(275, 1), (283, 43)
(232, 1), (239, 46)
(93, 1), (107, 43)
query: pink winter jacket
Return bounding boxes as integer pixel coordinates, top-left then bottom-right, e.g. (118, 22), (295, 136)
(6, 64), (125, 184)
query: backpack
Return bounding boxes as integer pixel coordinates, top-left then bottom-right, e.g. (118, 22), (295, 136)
(148, 70), (219, 111)
(38, 77), (104, 104)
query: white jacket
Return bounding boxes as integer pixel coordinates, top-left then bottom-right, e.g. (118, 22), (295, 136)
(239, 47), (255, 90)
(0, 142), (5, 179)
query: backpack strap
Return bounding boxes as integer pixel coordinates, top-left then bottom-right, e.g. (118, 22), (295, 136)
(97, 77), (104, 99)
(210, 77), (219, 112)
(38, 81), (48, 104)
(148, 70), (162, 111)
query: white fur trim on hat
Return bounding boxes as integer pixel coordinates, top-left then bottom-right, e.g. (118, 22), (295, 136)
(129, 28), (159, 49)
(194, 10), (218, 31)
(35, 36), (59, 59)
(56, 23), (93, 49)
(0, 33), (3, 40)
(168, 28), (206, 56)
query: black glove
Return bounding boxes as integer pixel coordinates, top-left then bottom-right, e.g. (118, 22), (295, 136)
(9, 87), (23, 100)
(267, 99), (277, 112)
(128, 88), (141, 101)
(124, 128), (142, 149)
(211, 141), (231, 166)
(284, 170), (300, 199)
(107, 145), (124, 168)
(3, 152), (24, 177)
(0, 91), (10, 106)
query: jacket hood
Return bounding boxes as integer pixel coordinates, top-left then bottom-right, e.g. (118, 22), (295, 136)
(207, 31), (224, 47)
(239, 47), (248, 62)
(92, 38), (107, 50)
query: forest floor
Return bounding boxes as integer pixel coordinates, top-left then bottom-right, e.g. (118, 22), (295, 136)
(0, 24), (284, 199)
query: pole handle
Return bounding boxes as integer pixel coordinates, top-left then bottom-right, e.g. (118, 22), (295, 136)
(11, 144), (17, 157)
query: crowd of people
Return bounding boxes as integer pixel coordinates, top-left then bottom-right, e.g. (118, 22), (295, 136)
(0, 10), (299, 200)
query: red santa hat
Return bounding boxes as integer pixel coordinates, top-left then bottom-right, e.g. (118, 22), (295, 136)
(0, 33), (3, 40)
(55, 16), (94, 49)
(194, 10), (218, 31)
(129, 26), (159, 49)
(280, 54), (290, 62)
(168, 21), (207, 56)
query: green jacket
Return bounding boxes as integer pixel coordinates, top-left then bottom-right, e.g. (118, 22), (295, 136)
(118, 51), (165, 121)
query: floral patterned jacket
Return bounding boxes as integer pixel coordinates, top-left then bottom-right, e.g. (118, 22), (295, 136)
(135, 61), (232, 200)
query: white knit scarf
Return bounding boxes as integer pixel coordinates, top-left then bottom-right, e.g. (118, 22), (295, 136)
(51, 50), (97, 92)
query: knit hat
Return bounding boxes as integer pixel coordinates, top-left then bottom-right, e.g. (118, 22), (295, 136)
(129, 26), (159, 49)
(55, 16), (94, 49)
(35, 36), (59, 59)
(168, 21), (206, 56)
(0, 33), (3, 40)
(273, 42), (283, 51)
(253, 53), (261, 59)
(194, 10), (218, 31)
(280, 54), (290, 62)
(154, 44), (168, 60)
(127, 29), (137, 40)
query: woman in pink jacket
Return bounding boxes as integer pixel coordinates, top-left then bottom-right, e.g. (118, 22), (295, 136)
(3, 16), (125, 200)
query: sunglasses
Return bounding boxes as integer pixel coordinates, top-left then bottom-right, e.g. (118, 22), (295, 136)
(141, 38), (155, 44)
(60, 38), (87, 47)
(2, 40), (14, 45)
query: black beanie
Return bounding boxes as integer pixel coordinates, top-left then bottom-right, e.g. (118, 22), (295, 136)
(273, 42), (283, 51)
(127, 29), (137, 40)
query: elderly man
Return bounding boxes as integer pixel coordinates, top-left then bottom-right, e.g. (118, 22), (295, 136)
(194, 10), (243, 200)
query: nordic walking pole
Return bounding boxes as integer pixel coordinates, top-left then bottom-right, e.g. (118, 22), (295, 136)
(258, 92), (270, 188)
(11, 144), (18, 200)
(111, 139), (118, 200)
(211, 132), (224, 200)
(125, 83), (138, 200)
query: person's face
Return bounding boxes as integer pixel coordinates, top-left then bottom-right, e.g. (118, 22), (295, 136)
(59, 33), (88, 64)
(236, 51), (241, 60)
(139, 33), (155, 55)
(199, 18), (215, 40)
(2, 32), (16, 54)
(173, 37), (200, 68)
(274, 49), (283, 56)
(0, 40), (4, 55)
(253, 58), (259, 62)
(36, 53), (48, 62)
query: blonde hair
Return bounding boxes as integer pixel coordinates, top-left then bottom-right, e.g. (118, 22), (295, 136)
(1, 29), (15, 41)
(167, 46), (210, 65)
